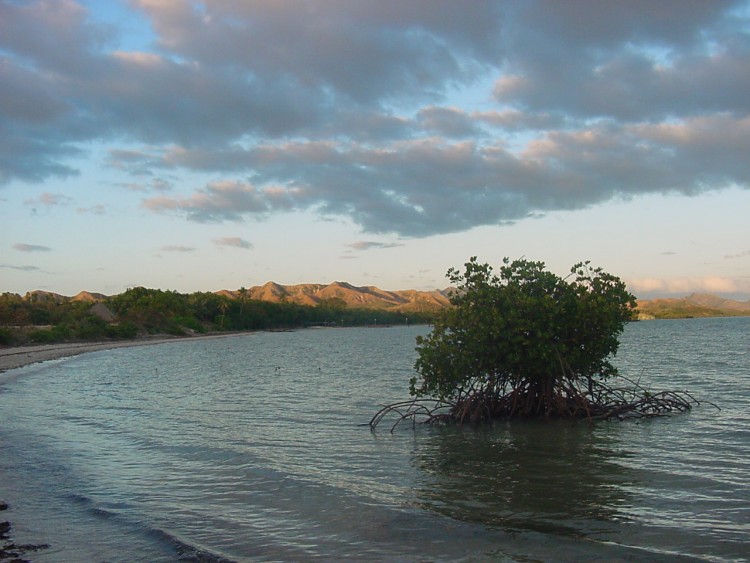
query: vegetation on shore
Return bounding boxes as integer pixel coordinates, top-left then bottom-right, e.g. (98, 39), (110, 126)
(635, 294), (750, 319)
(372, 257), (698, 430)
(2, 278), (748, 348)
(0, 287), (435, 346)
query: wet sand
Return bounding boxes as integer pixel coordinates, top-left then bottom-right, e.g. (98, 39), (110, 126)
(0, 333), (244, 374)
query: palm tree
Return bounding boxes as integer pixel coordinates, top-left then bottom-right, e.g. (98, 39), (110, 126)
(218, 297), (230, 329)
(238, 286), (248, 317)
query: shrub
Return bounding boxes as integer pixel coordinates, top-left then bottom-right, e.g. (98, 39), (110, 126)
(410, 257), (637, 421)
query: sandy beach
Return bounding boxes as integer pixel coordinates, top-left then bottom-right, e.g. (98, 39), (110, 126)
(0, 333), (243, 374)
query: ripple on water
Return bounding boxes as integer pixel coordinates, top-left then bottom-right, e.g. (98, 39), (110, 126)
(1, 321), (749, 561)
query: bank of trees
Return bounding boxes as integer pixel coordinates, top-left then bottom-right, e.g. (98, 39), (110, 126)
(0, 288), (433, 345)
(0, 292), (136, 344)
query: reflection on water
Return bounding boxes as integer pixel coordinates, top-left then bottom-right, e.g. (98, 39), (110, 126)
(413, 420), (633, 536)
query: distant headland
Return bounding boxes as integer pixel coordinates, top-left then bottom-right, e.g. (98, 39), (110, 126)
(634, 293), (750, 320)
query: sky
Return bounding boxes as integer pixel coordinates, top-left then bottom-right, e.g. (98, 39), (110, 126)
(1, 0), (749, 299)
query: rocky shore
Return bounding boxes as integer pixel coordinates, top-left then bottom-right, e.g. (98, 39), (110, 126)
(0, 500), (49, 562)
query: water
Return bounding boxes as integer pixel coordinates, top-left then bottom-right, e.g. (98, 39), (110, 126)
(1, 318), (748, 562)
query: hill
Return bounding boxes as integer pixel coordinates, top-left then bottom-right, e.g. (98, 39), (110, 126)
(225, 281), (452, 313)
(635, 293), (750, 319)
(11, 287), (750, 319)
(15, 283), (452, 314)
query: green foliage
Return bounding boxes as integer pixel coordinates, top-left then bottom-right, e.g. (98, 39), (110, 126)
(29, 325), (73, 343)
(74, 315), (108, 340)
(105, 322), (138, 339)
(172, 315), (205, 333)
(410, 257), (636, 419)
(0, 327), (16, 345)
(318, 297), (347, 312)
(1, 285), (438, 346)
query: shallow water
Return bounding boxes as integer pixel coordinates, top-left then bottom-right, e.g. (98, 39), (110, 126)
(1, 318), (748, 561)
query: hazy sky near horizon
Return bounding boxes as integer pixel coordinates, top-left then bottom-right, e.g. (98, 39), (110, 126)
(2, 0), (749, 298)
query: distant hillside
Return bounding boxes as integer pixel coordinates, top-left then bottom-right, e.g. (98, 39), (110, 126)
(14, 287), (750, 319)
(20, 283), (451, 313)
(635, 293), (750, 319)
(72, 291), (109, 302)
(222, 281), (452, 313)
(22, 290), (108, 304)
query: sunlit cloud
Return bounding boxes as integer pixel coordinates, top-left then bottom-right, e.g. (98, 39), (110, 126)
(143, 181), (299, 222)
(213, 237), (252, 250)
(628, 276), (748, 296)
(23, 193), (73, 208)
(2, 1), (748, 238)
(13, 243), (52, 252)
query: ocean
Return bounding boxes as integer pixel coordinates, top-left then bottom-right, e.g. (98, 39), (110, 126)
(1, 318), (748, 561)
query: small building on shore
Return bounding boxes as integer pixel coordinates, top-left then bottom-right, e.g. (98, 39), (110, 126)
(89, 302), (116, 323)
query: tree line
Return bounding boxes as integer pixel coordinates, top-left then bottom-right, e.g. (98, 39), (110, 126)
(0, 288), (435, 345)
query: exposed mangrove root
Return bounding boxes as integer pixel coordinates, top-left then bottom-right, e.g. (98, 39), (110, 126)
(370, 378), (706, 432)
(369, 398), (455, 432)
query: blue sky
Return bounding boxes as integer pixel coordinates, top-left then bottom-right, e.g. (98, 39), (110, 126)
(2, 0), (749, 298)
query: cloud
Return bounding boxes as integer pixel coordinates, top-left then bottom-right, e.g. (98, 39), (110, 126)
(492, 0), (748, 121)
(119, 178), (174, 192)
(131, 0), (501, 105)
(416, 107), (483, 138)
(725, 250), (750, 259)
(160, 245), (195, 253)
(143, 181), (299, 222)
(138, 118), (750, 236)
(77, 204), (106, 215)
(24, 192), (74, 208)
(2, 0), (749, 239)
(0, 264), (41, 271)
(13, 243), (52, 252)
(213, 237), (252, 250)
(628, 276), (748, 296)
(348, 241), (404, 251)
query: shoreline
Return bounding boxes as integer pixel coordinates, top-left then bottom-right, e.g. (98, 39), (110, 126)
(0, 332), (247, 374)
(0, 331), (248, 561)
